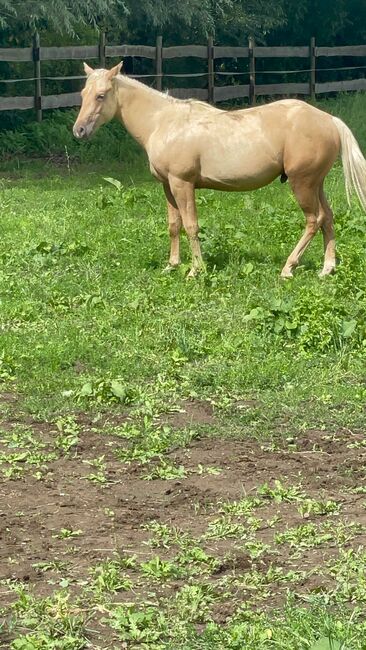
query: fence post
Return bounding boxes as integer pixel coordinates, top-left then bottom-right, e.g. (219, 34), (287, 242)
(156, 35), (163, 91)
(248, 36), (256, 105)
(99, 31), (106, 68)
(310, 36), (316, 101)
(208, 35), (214, 103)
(33, 31), (42, 122)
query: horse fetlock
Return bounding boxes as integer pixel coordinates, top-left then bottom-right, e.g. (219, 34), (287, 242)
(280, 266), (294, 279)
(188, 258), (206, 278)
(319, 264), (336, 277)
(163, 261), (180, 273)
(187, 268), (198, 279)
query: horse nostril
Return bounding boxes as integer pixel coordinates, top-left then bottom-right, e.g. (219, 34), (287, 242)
(73, 124), (86, 138)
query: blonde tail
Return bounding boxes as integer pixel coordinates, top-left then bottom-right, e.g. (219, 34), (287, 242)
(332, 115), (366, 211)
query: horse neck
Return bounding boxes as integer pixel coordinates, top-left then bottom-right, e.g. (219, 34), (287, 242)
(115, 79), (169, 149)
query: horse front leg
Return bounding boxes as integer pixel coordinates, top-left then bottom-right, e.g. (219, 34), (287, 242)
(163, 183), (182, 272)
(168, 176), (204, 277)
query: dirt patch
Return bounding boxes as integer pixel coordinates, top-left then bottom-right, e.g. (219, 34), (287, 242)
(0, 392), (18, 403)
(1, 421), (366, 647)
(164, 399), (216, 428)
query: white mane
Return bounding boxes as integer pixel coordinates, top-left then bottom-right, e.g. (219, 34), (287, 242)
(116, 74), (216, 110)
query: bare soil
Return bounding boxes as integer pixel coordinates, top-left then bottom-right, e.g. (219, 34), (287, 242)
(1, 401), (366, 647)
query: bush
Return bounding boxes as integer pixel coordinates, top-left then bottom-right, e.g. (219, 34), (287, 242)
(0, 109), (143, 164)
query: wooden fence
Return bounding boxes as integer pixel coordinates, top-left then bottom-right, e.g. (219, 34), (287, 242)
(0, 33), (365, 121)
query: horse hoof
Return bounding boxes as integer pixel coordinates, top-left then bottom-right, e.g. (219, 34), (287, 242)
(280, 270), (293, 279)
(187, 269), (197, 279)
(187, 264), (206, 279)
(162, 264), (179, 274)
(319, 267), (336, 278)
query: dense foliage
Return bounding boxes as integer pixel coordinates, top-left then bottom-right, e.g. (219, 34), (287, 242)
(0, 0), (365, 45)
(0, 0), (123, 35)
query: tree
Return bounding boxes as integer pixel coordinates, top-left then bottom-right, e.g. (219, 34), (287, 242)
(269, 0), (366, 45)
(114, 0), (286, 44)
(0, 0), (124, 34)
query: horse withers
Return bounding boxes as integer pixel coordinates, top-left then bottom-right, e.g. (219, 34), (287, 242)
(73, 62), (366, 278)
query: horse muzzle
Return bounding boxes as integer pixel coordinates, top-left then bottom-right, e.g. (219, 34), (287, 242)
(72, 121), (95, 139)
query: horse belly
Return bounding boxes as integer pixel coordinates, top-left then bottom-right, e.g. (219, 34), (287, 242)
(198, 149), (281, 191)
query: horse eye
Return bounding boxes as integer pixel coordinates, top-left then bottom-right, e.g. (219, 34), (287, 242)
(96, 94), (105, 101)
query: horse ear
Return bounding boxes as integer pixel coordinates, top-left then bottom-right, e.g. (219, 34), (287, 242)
(83, 62), (94, 76)
(108, 61), (123, 79)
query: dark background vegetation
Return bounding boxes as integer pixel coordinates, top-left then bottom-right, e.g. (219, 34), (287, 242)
(2, 0), (364, 46)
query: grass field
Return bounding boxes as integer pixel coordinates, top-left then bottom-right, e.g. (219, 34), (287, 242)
(1, 94), (366, 649)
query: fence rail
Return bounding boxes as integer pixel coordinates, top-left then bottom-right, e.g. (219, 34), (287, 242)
(0, 34), (365, 120)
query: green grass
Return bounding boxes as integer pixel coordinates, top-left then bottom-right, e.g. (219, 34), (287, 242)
(1, 138), (366, 427)
(1, 93), (366, 649)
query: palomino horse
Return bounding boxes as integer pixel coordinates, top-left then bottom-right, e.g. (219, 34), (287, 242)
(73, 62), (366, 278)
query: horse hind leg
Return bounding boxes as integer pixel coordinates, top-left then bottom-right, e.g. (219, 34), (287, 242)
(318, 186), (336, 277)
(281, 178), (321, 278)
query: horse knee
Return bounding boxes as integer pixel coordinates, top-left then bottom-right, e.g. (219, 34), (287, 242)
(169, 221), (181, 238)
(185, 225), (199, 240)
(306, 217), (319, 236)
